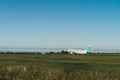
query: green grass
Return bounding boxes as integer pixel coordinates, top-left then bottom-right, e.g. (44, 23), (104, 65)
(0, 54), (120, 80)
(0, 54), (120, 62)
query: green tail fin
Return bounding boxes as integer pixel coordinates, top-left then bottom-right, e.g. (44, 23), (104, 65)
(86, 45), (91, 52)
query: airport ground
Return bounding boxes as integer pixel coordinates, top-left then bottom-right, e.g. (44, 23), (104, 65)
(0, 53), (120, 80)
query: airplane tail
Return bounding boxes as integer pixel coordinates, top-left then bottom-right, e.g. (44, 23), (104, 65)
(85, 45), (91, 52)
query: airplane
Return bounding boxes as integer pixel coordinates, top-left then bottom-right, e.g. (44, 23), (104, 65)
(67, 45), (91, 54)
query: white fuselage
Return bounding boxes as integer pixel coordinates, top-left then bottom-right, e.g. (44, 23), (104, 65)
(67, 49), (87, 54)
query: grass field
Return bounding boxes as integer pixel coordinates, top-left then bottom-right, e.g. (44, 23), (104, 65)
(0, 53), (120, 80)
(0, 53), (120, 62)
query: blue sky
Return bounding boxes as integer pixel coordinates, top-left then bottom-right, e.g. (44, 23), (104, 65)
(0, 0), (120, 49)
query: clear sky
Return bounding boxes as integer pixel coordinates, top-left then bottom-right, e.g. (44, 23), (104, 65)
(0, 0), (120, 49)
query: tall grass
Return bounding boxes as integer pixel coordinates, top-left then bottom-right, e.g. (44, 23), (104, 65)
(0, 54), (120, 80)
(0, 61), (120, 80)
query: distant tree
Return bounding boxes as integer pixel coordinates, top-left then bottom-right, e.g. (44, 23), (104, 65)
(61, 50), (69, 55)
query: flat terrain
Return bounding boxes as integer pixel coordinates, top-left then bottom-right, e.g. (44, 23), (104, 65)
(0, 53), (120, 80)
(0, 54), (120, 62)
